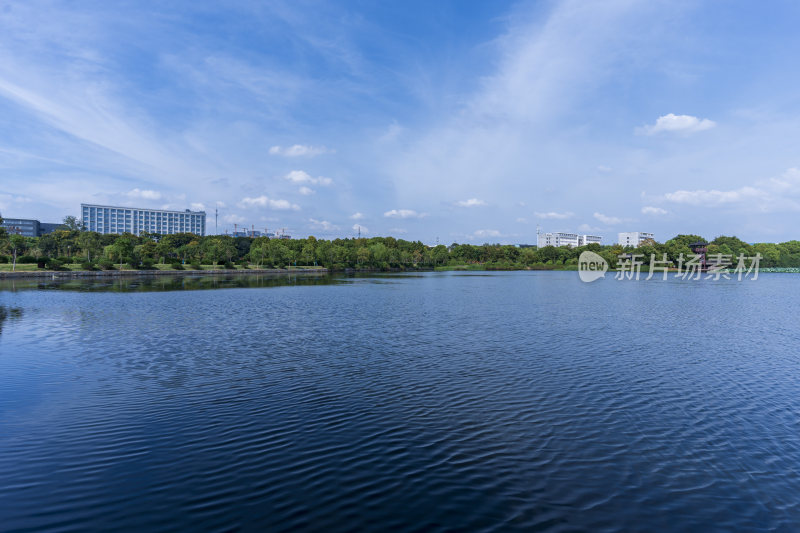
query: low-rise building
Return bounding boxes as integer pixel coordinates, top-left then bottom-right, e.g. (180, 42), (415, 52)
(618, 231), (655, 247)
(0, 217), (64, 237)
(1, 217), (40, 237)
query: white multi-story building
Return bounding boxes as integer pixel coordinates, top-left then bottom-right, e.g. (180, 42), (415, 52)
(617, 232), (654, 247)
(578, 235), (602, 246)
(81, 204), (206, 236)
(538, 232), (578, 248)
(537, 232), (603, 248)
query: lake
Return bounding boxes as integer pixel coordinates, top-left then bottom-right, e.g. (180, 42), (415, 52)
(1, 271), (799, 531)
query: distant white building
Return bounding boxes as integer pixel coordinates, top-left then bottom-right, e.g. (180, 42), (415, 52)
(618, 232), (654, 247)
(578, 235), (602, 246)
(537, 232), (603, 248)
(538, 232), (578, 248)
(81, 204), (206, 236)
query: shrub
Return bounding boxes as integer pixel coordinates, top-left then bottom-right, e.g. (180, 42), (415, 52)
(80, 260), (96, 271)
(140, 258), (156, 270)
(223, 261), (235, 270)
(0, 255), (8, 263)
(190, 261), (202, 270)
(45, 258), (64, 270)
(98, 259), (115, 270)
(56, 256), (72, 264)
(18, 255), (37, 264)
(171, 262), (184, 270)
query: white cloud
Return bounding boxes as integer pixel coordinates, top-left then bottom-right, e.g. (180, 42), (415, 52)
(384, 209), (425, 219)
(535, 211), (573, 219)
(269, 144), (332, 157)
(473, 229), (501, 239)
(349, 212), (364, 220)
(593, 212), (623, 225)
(298, 186), (315, 195)
(641, 206), (668, 215)
(190, 202), (206, 211)
(0, 193), (32, 211)
(664, 187), (765, 206)
(516, 217), (528, 223)
(127, 188), (161, 200)
(352, 223), (368, 234)
(455, 198), (486, 207)
(309, 218), (338, 231)
(238, 195), (300, 210)
(659, 168), (800, 213)
(224, 214), (245, 224)
(379, 121), (403, 143)
(639, 113), (716, 135)
(578, 223), (603, 233)
(284, 170), (332, 186)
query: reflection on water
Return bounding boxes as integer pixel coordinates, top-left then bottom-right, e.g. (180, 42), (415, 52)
(0, 273), (341, 293)
(0, 306), (23, 334)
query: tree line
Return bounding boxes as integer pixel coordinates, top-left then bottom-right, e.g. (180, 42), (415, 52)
(1, 216), (800, 270)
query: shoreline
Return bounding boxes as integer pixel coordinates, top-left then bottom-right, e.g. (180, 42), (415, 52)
(0, 266), (441, 280)
(0, 267), (330, 280)
(2, 266), (796, 280)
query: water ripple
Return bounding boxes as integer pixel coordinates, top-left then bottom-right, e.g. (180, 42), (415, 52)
(1, 272), (800, 531)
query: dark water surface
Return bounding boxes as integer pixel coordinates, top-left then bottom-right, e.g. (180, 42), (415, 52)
(1, 272), (799, 531)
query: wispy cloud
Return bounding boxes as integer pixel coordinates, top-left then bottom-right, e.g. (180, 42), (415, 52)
(309, 218), (338, 231)
(641, 206), (668, 215)
(284, 170), (333, 186)
(638, 114), (716, 135)
(593, 212), (623, 225)
(455, 198), (486, 207)
(349, 212), (364, 220)
(127, 188), (162, 200)
(298, 186), (315, 195)
(384, 209), (425, 219)
(472, 229), (501, 240)
(660, 168), (800, 213)
(535, 211), (573, 219)
(269, 144), (333, 157)
(578, 223), (603, 233)
(224, 214), (245, 224)
(238, 195), (300, 210)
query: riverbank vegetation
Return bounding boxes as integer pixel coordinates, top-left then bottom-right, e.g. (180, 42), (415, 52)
(1, 217), (799, 271)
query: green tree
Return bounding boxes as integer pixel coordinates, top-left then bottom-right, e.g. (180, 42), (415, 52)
(62, 215), (83, 231)
(9, 234), (25, 271)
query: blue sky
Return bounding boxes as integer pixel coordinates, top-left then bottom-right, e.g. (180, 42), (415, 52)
(1, 0), (800, 244)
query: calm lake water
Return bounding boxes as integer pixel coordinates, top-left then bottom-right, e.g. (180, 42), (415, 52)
(1, 271), (799, 531)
